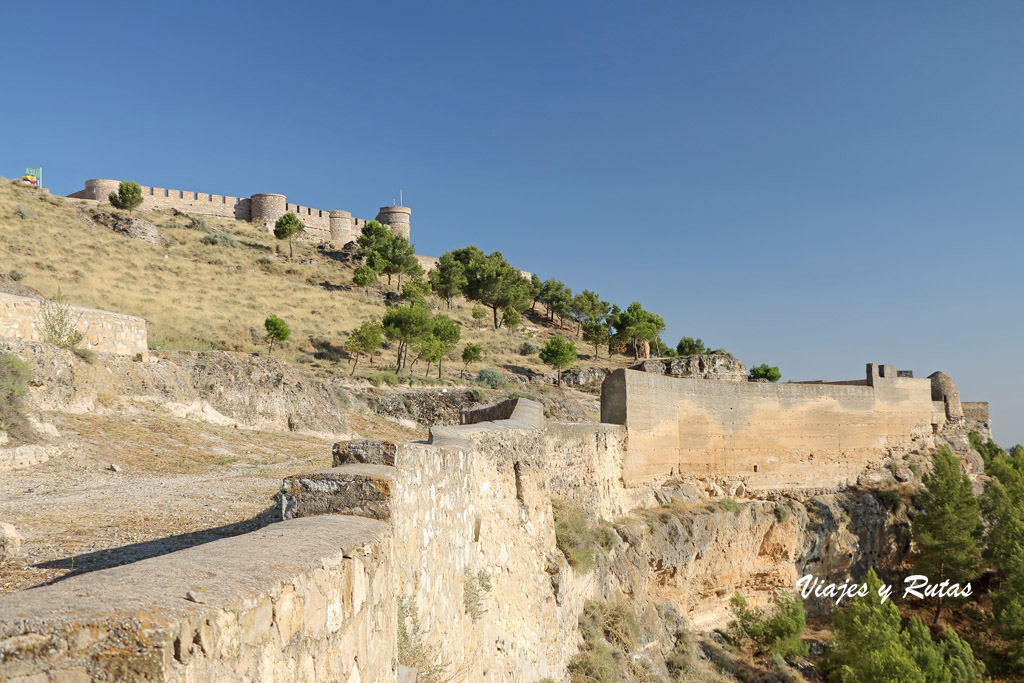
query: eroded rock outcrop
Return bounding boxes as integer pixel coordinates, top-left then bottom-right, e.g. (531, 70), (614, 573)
(91, 212), (170, 247)
(633, 354), (748, 381)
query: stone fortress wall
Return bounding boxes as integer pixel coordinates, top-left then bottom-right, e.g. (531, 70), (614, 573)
(68, 179), (410, 246)
(0, 291), (147, 356)
(0, 400), (635, 682)
(0, 360), (989, 681)
(602, 362), (984, 489)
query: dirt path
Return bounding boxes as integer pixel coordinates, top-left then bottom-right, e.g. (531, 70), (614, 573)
(1, 408), (420, 593)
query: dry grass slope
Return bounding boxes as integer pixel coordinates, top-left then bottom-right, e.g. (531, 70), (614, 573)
(0, 179), (628, 381)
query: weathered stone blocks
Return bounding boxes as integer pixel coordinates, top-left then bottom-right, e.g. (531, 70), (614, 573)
(280, 466), (396, 520)
(332, 439), (397, 467)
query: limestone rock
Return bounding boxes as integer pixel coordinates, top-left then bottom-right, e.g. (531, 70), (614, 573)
(0, 523), (23, 564)
(332, 440), (397, 467)
(91, 212), (170, 247)
(633, 354), (748, 381)
(560, 367), (611, 387)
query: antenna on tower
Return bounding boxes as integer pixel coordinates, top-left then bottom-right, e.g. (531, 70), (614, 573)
(400, 189), (403, 206)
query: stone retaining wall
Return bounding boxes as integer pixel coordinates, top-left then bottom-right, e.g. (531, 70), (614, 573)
(0, 516), (394, 682)
(0, 292), (147, 355)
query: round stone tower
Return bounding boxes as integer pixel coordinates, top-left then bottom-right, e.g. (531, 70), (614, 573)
(329, 210), (356, 245)
(84, 179), (122, 203)
(250, 193), (287, 225)
(375, 206), (411, 241)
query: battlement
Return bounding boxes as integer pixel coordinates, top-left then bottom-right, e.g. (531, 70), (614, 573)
(68, 179), (409, 246)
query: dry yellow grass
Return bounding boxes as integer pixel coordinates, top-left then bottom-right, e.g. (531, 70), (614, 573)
(0, 179), (631, 380)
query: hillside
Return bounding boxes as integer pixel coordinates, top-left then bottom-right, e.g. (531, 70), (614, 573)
(0, 178), (633, 382)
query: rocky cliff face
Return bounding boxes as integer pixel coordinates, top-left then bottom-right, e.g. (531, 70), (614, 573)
(634, 354), (749, 381)
(549, 486), (916, 679)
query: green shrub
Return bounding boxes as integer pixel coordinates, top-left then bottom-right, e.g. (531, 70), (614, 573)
(0, 353), (32, 441)
(73, 347), (97, 364)
(477, 368), (504, 389)
(749, 363), (782, 382)
(368, 372), (399, 387)
(552, 499), (617, 574)
(187, 216), (211, 232)
(518, 341), (540, 356)
(200, 232), (237, 247)
(568, 600), (641, 683)
(463, 569), (493, 621)
(718, 498), (741, 513)
(397, 595), (452, 683)
(729, 592), (809, 661)
(471, 305), (487, 320)
(38, 290), (84, 349)
(774, 503), (788, 524)
(466, 388), (486, 403)
(8, 270), (24, 281)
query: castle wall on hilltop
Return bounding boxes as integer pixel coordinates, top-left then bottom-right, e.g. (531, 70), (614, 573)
(601, 363), (946, 488)
(0, 292), (147, 356)
(68, 179), (403, 246)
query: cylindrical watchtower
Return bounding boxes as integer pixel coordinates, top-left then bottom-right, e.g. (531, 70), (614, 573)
(375, 206), (411, 241)
(329, 210), (356, 245)
(250, 193), (287, 225)
(84, 179), (122, 203)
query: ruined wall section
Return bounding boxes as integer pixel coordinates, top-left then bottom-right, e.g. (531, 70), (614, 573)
(0, 292), (147, 355)
(0, 516), (395, 682)
(603, 368), (937, 489)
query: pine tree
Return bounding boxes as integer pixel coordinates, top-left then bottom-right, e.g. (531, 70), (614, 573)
(911, 446), (982, 624)
(108, 180), (143, 215)
(539, 335), (577, 386)
(344, 320), (383, 375)
(273, 212), (304, 258)
(461, 343), (482, 379)
(263, 314), (290, 354)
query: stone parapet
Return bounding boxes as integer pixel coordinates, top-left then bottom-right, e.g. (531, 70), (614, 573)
(0, 516), (394, 682)
(0, 292), (147, 355)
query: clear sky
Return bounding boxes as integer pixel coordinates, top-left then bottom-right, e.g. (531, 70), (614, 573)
(4, 1), (1022, 445)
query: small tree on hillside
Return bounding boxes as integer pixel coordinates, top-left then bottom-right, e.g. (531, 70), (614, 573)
(109, 180), (143, 215)
(749, 364), (781, 382)
(461, 343), (482, 379)
(382, 304), (433, 371)
(429, 252), (468, 309)
(911, 446), (982, 624)
(274, 212), (305, 258)
(540, 335), (577, 386)
(264, 314), (290, 354)
(582, 320), (611, 360)
(613, 302), (664, 361)
(344, 320), (383, 375)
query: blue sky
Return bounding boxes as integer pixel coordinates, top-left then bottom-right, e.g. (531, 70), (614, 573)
(4, 1), (1022, 445)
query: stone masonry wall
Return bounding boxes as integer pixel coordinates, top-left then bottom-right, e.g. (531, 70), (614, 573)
(0, 292), (147, 355)
(0, 516), (395, 683)
(602, 367), (937, 489)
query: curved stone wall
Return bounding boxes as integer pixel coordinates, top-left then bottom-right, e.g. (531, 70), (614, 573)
(250, 193), (287, 225)
(375, 206), (412, 240)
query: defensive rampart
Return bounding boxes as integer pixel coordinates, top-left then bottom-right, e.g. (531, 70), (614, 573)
(602, 363), (939, 488)
(68, 180), (405, 245)
(0, 400), (622, 682)
(0, 292), (147, 355)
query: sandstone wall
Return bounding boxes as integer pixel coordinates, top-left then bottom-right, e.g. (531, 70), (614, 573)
(0, 292), (147, 355)
(602, 368), (936, 489)
(0, 516), (394, 682)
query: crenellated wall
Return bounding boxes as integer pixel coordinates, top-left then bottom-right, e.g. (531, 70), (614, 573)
(68, 180), (404, 245)
(0, 292), (147, 355)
